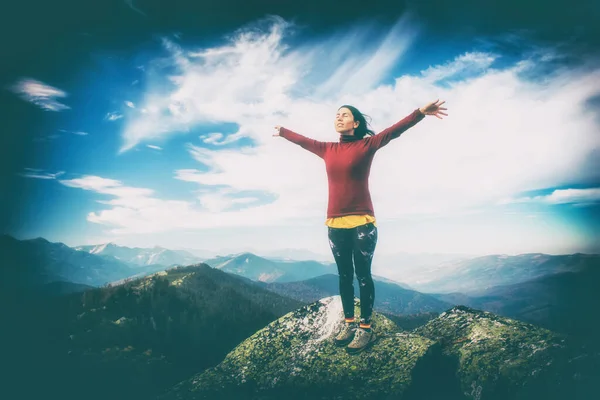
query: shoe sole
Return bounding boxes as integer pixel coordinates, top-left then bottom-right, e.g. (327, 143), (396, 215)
(345, 334), (377, 354)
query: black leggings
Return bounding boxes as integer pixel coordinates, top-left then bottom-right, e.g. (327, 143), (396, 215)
(327, 222), (378, 324)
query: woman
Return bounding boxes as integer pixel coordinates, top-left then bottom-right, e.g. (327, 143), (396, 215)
(273, 100), (448, 353)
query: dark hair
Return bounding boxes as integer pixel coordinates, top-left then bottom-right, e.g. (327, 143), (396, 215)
(338, 105), (376, 139)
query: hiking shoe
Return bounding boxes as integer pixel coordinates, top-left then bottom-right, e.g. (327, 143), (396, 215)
(334, 322), (357, 346)
(346, 328), (377, 354)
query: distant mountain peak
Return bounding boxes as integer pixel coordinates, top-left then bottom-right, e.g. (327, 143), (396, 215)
(27, 236), (49, 243)
(233, 251), (255, 257)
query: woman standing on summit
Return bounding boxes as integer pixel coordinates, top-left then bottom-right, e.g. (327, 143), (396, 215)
(273, 100), (448, 353)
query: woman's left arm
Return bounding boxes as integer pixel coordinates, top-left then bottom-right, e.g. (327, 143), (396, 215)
(367, 100), (448, 151)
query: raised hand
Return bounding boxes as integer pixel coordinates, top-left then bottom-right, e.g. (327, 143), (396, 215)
(419, 100), (448, 119)
(273, 125), (281, 136)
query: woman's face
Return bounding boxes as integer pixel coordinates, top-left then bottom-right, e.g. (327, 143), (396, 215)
(335, 107), (359, 135)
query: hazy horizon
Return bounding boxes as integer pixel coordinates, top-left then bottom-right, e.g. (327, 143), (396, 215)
(6, 232), (599, 260)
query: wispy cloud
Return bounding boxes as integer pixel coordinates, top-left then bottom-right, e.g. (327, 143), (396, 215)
(311, 14), (418, 97)
(34, 135), (61, 143)
(116, 15), (417, 152)
(59, 129), (89, 136)
(420, 52), (497, 83)
(499, 188), (600, 206)
(125, 101), (135, 108)
(200, 132), (244, 145)
(60, 175), (152, 197)
(105, 112), (123, 121)
(146, 144), (162, 150)
(124, 0), (146, 17)
(10, 78), (70, 111)
(56, 175), (282, 234)
(19, 169), (65, 179)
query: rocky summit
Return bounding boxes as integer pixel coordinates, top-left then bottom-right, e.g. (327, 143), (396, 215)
(160, 296), (599, 400)
(413, 305), (599, 400)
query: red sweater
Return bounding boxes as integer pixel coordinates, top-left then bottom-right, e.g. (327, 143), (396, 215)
(279, 108), (425, 219)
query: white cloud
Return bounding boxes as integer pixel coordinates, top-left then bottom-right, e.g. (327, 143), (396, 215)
(200, 132), (244, 145)
(56, 174), (302, 235)
(125, 101), (135, 108)
(105, 112), (123, 121)
(10, 78), (70, 111)
(146, 144), (162, 150)
(420, 52), (497, 83)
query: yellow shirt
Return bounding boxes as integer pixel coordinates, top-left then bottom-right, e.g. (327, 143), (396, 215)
(325, 214), (377, 229)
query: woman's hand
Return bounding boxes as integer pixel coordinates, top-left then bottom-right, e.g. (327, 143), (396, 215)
(419, 100), (448, 119)
(273, 125), (281, 136)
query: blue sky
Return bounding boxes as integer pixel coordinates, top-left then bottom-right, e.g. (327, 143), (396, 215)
(1, 0), (599, 257)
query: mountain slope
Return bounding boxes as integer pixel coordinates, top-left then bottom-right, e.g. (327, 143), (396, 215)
(433, 260), (600, 343)
(6, 263), (304, 400)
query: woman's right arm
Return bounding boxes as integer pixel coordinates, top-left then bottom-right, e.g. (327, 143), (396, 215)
(274, 126), (328, 159)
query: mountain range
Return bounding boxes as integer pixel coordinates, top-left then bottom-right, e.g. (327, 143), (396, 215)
(0, 234), (168, 290)
(74, 242), (202, 267)
(1, 235), (343, 290)
(390, 253), (600, 294)
(200, 252), (337, 282)
(3, 234), (600, 399)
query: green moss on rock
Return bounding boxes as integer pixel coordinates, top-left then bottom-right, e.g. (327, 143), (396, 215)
(413, 305), (599, 400)
(159, 301), (599, 400)
(160, 296), (438, 400)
